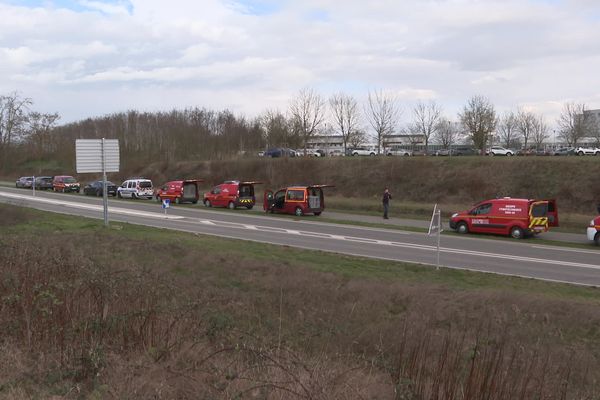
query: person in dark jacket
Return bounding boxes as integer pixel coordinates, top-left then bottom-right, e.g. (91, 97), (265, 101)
(382, 188), (392, 219)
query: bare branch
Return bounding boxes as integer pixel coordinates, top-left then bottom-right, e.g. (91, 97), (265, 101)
(458, 95), (496, 152)
(364, 89), (400, 155)
(409, 101), (442, 154)
(289, 88), (326, 154)
(329, 92), (362, 154)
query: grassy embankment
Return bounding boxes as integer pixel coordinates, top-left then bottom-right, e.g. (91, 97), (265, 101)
(1, 203), (600, 399)
(6, 155), (598, 230)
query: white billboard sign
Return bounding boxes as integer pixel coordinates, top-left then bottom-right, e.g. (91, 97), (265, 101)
(76, 139), (120, 173)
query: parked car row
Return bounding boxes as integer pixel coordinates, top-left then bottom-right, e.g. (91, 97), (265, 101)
(258, 145), (600, 158)
(13, 174), (336, 217)
(15, 175), (80, 192)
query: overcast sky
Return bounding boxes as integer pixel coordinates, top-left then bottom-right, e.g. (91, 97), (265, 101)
(2, 0), (600, 129)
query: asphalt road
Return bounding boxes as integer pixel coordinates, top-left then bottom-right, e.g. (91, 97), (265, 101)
(1, 186), (599, 286)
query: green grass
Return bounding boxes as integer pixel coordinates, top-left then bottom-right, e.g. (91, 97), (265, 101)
(4, 203), (600, 303)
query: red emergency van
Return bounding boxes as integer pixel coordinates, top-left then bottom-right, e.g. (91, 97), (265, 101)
(263, 185), (334, 216)
(449, 197), (559, 239)
(155, 179), (202, 204)
(203, 181), (262, 209)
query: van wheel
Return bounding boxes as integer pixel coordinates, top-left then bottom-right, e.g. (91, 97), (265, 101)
(204, 199), (211, 207)
(314, 212), (321, 216)
(228, 201), (235, 210)
(246, 205), (253, 210)
(456, 222), (468, 234)
(295, 207), (303, 217)
(191, 200), (198, 204)
(594, 233), (600, 246)
(131, 193), (137, 199)
(510, 226), (524, 239)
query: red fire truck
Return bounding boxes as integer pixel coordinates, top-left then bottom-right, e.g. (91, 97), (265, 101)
(263, 185), (334, 216)
(155, 179), (202, 204)
(449, 197), (559, 239)
(203, 180), (262, 209)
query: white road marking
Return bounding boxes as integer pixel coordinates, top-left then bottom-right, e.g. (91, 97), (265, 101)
(0, 191), (184, 220)
(3, 190), (599, 272)
(530, 245), (599, 255)
(173, 217), (600, 271)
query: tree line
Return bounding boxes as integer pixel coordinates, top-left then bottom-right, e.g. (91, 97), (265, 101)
(2, 89), (599, 172)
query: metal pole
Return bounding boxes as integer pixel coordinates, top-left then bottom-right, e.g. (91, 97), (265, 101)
(102, 138), (109, 227)
(436, 208), (441, 270)
(32, 175), (35, 197)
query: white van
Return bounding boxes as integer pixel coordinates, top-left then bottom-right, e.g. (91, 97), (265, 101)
(117, 178), (154, 199)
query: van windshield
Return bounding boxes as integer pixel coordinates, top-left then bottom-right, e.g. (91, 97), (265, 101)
(531, 203), (548, 217)
(139, 181), (152, 188)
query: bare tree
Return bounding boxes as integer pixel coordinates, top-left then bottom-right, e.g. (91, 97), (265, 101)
(365, 89), (399, 154)
(459, 95), (496, 153)
(329, 92), (361, 154)
(516, 108), (536, 150)
(348, 128), (367, 148)
(27, 111), (61, 158)
(289, 88), (326, 155)
(260, 109), (295, 149)
(557, 102), (592, 146)
(531, 115), (549, 149)
(409, 101), (442, 155)
(0, 92), (32, 149)
(434, 118), (460, 149)
(497, 111), (520, 149)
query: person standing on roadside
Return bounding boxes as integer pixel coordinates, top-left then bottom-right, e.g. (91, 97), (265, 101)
(382, 187), (392, 219)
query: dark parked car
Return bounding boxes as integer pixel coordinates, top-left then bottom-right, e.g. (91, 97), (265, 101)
(15, 176), (34, 188)
(83, 180), (118, 197)
(453, 147), (478, 156)
(435, 147), (478, 156)
(553, 147), (574, 156)
(263, 147), (296, 158)
(34, 176), (54, 190)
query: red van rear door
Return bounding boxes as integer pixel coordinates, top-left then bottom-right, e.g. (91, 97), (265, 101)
(263, 189), (273, 211)
(546, 199), (559, 227)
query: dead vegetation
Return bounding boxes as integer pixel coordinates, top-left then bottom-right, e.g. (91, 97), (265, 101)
(1, 205), (600, 398)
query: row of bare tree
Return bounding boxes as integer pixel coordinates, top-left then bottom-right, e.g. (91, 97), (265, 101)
(2, 90), (599, 171)
(267, 91), (600, 155)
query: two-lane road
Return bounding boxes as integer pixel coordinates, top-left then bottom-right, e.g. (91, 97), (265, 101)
(1, 187), (599, 286)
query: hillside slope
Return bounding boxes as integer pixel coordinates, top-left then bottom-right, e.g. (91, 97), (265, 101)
(127, 156), (600, 214)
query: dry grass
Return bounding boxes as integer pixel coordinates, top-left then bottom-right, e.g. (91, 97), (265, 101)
(1, 205), (600, 399)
